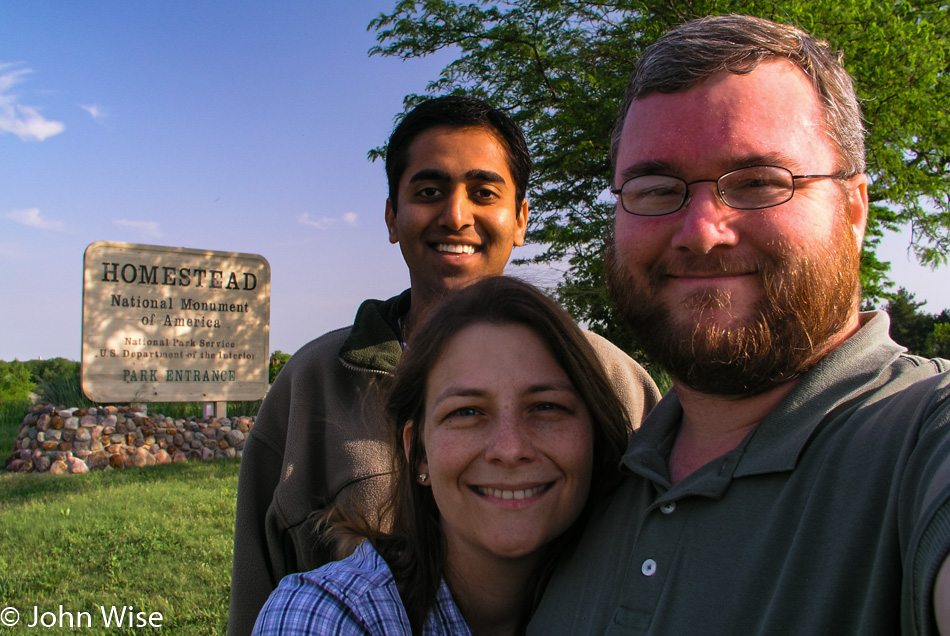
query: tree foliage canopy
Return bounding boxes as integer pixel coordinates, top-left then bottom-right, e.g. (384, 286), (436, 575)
(369, 0), (950, 341)
(886, 288), (950, 356)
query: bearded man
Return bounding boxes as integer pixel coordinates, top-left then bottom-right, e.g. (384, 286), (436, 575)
(529, 15), (950, 636)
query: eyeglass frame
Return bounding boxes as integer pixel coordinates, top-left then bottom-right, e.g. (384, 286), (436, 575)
(610, 165), (852, 217)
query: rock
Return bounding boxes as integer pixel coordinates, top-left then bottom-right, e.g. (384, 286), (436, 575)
(130, 447), (155, 468)
(5, 404), (255, 474)
(66, 457), (89, 474)
(87, 451), (112, 471)
(236, 416), (253, 433)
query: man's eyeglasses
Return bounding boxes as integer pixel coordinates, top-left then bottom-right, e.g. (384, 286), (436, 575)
(610, 165), (850, 217)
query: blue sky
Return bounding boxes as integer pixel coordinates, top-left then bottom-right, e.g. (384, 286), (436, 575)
(2, 2), (947, 362)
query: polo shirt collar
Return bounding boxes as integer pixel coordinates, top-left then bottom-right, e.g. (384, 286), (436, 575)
(623, 311), (905, 488)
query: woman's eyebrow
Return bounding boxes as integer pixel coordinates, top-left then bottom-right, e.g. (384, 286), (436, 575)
(431, 386), (487, 407)
(524, 382), (578, 396)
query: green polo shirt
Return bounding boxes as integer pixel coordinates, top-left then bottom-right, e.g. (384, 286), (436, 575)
(529, 312), (950, 636)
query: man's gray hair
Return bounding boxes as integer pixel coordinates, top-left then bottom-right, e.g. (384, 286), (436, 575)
(610, 14), (866, 176)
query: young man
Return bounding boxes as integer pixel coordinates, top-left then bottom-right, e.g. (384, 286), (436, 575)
(529, 16), (950, 635)
(228, 96), (660, 635)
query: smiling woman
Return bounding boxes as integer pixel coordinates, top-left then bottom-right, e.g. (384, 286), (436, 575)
(251, 276), (632, 636)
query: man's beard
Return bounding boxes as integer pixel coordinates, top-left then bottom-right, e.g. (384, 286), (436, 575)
(605, 210), (860, 397)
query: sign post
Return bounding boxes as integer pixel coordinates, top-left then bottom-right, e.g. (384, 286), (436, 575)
(81, 241), (271, 406)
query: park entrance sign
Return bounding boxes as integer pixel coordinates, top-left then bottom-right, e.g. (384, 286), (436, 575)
(81, 241), (271, 404)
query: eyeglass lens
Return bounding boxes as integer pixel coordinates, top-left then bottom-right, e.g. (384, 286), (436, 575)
(619, 166), (795, 216)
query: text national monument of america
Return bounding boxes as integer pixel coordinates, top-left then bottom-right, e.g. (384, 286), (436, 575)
(81, 241), (271, 406)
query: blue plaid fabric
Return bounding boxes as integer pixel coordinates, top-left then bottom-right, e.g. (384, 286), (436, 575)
(251, 541), (471, 635)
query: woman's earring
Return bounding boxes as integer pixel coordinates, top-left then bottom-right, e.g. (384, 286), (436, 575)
(417, 473), (428, 483)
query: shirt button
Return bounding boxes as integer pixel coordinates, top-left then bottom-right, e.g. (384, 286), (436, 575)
(641, 559), (657, 577)
(660, 502), (676, 514)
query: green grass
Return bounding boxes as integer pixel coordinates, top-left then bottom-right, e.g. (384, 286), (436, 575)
(0, 401), (29, 459)
(0, 459), (240, 635)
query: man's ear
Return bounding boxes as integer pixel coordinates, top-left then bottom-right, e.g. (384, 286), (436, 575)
(513, 198), (529, 247)
(846, 174), (869, 251)
(385, 199), (399, 245)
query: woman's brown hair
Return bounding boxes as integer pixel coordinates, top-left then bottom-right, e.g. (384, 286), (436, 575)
(329, 276), (631, 633)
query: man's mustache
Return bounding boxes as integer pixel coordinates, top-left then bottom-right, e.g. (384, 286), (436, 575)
(650, 254), (770, 283)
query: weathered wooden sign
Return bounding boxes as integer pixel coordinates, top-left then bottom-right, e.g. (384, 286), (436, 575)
(81, 241), (270, 403)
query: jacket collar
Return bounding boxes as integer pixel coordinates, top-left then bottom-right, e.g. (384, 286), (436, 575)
(338, 289), (411, 373)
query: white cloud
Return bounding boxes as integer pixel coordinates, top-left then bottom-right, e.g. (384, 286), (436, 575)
(299, 212), (359, 230)
(114, 219), (163, 239)
(79, 103), (107, 122)
(6, 207), (65, 231)
(0, 63), (65, 142)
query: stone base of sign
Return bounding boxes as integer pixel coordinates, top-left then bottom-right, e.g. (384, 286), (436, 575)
(4, 404), (255, 474)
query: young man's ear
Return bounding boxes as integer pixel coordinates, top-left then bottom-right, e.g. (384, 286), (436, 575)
(385, 199), (399, 245)
(513, 198), (529, 247)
